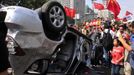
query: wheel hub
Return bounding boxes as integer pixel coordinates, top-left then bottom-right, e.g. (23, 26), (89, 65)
(49, 6), (65, 27)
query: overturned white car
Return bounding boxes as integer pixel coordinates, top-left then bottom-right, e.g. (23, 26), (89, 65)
(0, 1), (92, 75)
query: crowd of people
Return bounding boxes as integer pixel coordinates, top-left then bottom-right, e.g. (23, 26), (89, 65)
(71, 18), (134, 75)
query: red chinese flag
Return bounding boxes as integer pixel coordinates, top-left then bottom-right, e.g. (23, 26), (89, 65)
(126, 11), (133, 16)
(70, 8), (76, 19)
(107, 0), (121, 19)
(64, 6), (70, 17)
(64, 6), (75, 19)
(94, 2), (104, 10)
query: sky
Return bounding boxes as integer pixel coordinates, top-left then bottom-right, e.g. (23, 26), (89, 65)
(86, 0), (134, 18)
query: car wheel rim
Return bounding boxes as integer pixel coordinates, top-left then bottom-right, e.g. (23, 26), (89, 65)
(49, 6), (65, 28)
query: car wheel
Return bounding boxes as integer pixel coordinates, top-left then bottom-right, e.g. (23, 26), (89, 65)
(40, 60), (49, 75)
(41, 1), (67, 32)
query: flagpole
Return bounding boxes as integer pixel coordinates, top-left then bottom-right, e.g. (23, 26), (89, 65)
(91, 0), (95, 18)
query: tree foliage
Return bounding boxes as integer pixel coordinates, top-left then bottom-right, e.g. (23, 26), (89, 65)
(0, 0), (48, 9)
(20, 0), (49, 9)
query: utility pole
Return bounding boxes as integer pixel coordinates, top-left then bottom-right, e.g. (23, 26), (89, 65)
(91, 0), (94, 18)
(102, 0), (108, 9)
(91, 0), (97, 18)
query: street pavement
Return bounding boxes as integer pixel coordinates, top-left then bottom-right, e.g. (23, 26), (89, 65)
(89, 66), (125, 75)
(88, 66), (110, 75)
(8, 65), (125, 75)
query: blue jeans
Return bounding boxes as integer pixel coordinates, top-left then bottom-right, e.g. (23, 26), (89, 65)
(111, 64), (121, 75)
(103, 47), (109, 61)
(103, 47), (110, 66)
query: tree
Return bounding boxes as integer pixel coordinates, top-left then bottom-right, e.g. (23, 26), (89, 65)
(0, 0), (48, 9)
(20, 0), (49, 9)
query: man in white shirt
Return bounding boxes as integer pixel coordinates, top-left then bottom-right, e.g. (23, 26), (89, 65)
(101, 25), (115, 67)
(103, 25), (115, 38)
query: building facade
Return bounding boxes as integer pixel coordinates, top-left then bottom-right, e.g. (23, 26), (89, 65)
(85, 5), (96, 21)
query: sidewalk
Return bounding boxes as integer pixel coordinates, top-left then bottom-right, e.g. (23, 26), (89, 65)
(91, 65), (125, 75)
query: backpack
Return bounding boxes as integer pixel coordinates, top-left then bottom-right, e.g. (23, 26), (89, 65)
(102, 29), (113, 51)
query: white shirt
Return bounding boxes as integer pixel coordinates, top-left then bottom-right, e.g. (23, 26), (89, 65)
(103, 29), (115, 38)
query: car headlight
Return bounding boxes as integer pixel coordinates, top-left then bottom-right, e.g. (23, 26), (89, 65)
(6, 35), (25, 56)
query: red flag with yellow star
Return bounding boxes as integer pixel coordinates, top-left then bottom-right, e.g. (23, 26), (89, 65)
(107, 0), (121, 19)
(69, 8), (76, 19)
(64, 6), (76, 19)
(94, 2), (104, 10)
(64, 6), (70, 17)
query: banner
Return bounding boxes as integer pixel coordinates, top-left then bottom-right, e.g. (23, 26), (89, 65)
(126, 11), (133, 16)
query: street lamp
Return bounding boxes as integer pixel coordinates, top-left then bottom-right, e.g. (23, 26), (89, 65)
(91, 0), (96, 18)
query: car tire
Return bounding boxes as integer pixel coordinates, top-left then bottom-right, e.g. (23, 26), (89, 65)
(40, 60), (49, 75)
(41, 0), (67, 32)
